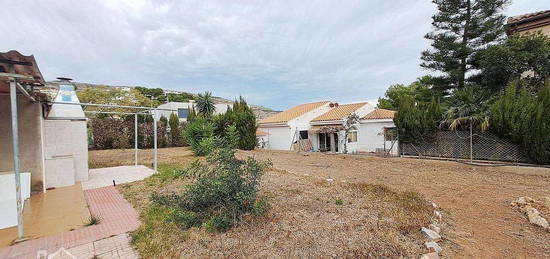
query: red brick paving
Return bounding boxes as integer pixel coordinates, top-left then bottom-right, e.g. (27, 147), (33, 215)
(0, 186), (139, 259)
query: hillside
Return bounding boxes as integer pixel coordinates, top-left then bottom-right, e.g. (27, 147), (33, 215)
(44, 81), (280, 119)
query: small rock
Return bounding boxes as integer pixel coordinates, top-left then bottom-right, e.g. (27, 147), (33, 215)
(431, 202), (437, 208)
(425, 241), (442, 253)
(422, 227), (441, 241)
(303, 174), (310, 176)
(326, 178), (334, 182)
(434, 211), (442, 220)
(428, 223), (441, 234)
(420, 252), (439, 259)
(526, 208), (549, 228)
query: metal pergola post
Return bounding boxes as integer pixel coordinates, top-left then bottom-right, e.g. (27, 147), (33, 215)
(134, 113), (138, 166)
(153, 114), (158, 172)
(9, 79), (24, 239)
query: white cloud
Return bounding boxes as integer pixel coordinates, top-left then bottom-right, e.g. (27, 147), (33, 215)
(0, 0), (545, 109)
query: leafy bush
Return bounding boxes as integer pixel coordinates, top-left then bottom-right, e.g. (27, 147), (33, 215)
(214, 97), (258, 150)
(183, 117), (215, 155)
(151, 147), (271, 232)
(491, 81), (550, 164)
(394, 96), (442, 144)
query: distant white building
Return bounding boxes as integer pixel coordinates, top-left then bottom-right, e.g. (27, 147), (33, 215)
(154, 101), (232, 122)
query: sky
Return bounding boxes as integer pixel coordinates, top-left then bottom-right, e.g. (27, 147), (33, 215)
(1, 0), (547, 110)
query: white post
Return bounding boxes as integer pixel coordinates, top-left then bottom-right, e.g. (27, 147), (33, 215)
(39, 102), (46, 193)
(153, 111), (158, 172)
(10, 79), (24, 239)
(134, 113), (138, 166)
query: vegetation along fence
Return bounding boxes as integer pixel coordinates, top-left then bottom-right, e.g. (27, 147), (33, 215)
(401, 131), (530, 163)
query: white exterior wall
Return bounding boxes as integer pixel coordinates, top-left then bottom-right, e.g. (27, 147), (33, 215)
(357, 119), (397, 154)
(43, 120), (89, 188)
(262, 126), (291, 150)
(353, 103), (375, 118)
(0, 172), (30, 229)
(259, 103), (332, 151)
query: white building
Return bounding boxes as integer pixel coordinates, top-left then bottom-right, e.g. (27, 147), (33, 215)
(43, 83), (89, 188)
(358, 109), (398, 155)
(257, 101), (333, 150)
(258, 101), (398, 155)
(308, 102), (374, 153)
(154, 101), (232, 122)
(0, 51), (89, 229)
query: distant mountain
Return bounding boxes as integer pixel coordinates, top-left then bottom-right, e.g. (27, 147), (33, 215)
(44, 81), (280, 119)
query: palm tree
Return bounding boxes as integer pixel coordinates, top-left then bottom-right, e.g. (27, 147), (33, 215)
(443, 86), (490, 131)
(443, 86), (490, 161)
(196, 91), (216, 117)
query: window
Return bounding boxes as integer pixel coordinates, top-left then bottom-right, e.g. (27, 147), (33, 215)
(177, 108), (189, 119)
(299, 130), (308, 140)
(61, 94), (72, 102)
(347, 130), (357, 143)
(59, 84), (75, 91)
(384, 127), (397, 141)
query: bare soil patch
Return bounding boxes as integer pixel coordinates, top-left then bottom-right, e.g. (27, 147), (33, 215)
(238, 150), (550, 258)
(91, 148), (435, 257)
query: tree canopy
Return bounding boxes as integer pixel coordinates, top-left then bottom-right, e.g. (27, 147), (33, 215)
(421, 0), (509, 92)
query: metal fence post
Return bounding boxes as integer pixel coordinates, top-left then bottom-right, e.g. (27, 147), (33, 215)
(134, 113), (138, 166)
(470, 122), (473, 162)
(10, 79), (24, 239)
(153, 110), (158, 172)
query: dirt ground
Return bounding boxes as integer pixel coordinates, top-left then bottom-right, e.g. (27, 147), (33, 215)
(238, 149), (550, 258)
(90, 147), (550, 258)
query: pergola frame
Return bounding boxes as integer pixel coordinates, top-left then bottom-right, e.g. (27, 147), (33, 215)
(48, 101), (179, 172)
(4, 82), (178, 240)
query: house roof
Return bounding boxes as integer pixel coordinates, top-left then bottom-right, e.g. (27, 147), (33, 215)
(256, 129), (268, 136)
(311, 102), (368, 122)
(0, 50), (45, 93)
(361, 108), (395, 120)
(259, 101), (330, 124)
(507, 10), (550, 25)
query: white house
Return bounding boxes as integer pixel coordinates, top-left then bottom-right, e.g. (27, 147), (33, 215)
(357, 109), (398, 155)
(154, 101), (232, 122)
(257, 101), (333, 150)
(257, 101), (398, 155)
(308, 102), (374, 153)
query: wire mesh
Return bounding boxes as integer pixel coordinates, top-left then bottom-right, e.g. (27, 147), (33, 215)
(401, 131), (530, 163)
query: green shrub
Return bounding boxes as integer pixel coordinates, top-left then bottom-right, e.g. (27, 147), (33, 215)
(214, 97), (258, 150)
(490, 81), (550, 164)
(394, 96), (442, 144)
(195, 136), (217, 156)
(335, 199), (343, 205)
(150, 147), (272, 232)
(183, 118), (215, 155)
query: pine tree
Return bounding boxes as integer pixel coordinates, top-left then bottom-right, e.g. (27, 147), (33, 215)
(421, 0), (509, 92)
(169, 113), (182, 146)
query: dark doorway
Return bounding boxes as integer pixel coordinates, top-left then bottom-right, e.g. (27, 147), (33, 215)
(319, 133), (330, 151)
(333, 133), (339, 152)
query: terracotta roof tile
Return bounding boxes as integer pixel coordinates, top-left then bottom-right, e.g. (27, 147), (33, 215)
(362, 109), (395, 120)
(311, 102), (368, 122)
(256, 129), (268, 136)
(508, 10), (550, 24)
(259, 101), (330, 124)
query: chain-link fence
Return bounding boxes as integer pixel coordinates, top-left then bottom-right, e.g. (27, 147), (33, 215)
(401, 130), (530, 163)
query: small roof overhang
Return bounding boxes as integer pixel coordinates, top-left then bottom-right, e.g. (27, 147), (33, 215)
(308, 124), (343, 133)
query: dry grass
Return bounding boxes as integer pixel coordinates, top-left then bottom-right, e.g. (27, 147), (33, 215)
(88, 147), (195, 168)
(93, 147), (435, 258)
